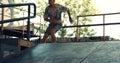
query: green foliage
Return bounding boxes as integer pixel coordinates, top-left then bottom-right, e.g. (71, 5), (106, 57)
(57, 0), (99, 38)
(76, 0), (99, 37)
(58, 28), (67, 38)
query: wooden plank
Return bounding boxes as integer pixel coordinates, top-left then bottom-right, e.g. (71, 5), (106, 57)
(2, 28), (38, 38)
(18, 39), (35, 47)
(13, 23), (34, 34)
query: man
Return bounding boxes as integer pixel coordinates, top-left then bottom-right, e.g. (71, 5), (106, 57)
(41, 0), (73, 43)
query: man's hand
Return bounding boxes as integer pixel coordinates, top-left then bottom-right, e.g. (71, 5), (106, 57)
(67, 10), (73, 24)
(69, 17), (73, 24)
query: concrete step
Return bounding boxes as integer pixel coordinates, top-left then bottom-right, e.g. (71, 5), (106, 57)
(0, 38), (35, 61)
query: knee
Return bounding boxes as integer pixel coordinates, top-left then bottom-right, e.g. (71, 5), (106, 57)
(50, 29), (56, 35)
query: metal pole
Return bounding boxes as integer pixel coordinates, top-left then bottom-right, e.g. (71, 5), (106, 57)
(75, 17), (79, 41)
(27, 5), (30, 41)
(0, 6), (4, 35)
(103, 15), (105, 41)
(8, 0), (14, 28)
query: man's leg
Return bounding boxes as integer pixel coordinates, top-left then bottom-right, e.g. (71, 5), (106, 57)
(50, 28), (56, 42)
(41, 25), (51, 43)
(50, 24), (62, 42)
(41, 34), (49, 43)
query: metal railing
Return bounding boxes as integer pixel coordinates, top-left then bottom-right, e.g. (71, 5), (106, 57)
(63, 12), (120, 41)
(0, 3), (36, 41)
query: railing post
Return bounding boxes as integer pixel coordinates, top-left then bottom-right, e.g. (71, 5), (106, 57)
(27, 5), (31, 41)
(75, 16), (79, 41)
(103, 15), (105, 41)
(0, 7), (4, 37)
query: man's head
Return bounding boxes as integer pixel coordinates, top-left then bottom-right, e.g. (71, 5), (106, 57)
(49, 0), (55, 6)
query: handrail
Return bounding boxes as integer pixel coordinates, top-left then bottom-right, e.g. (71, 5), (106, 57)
(0, 7), (34, 18)
(0, 3), (36, 41)
(62, 22), (120, 28)
(0, 3), (36, 23)
(63, 12), (120, 28)
(77, 12), (120, 17)
(63, 12), (120, 41)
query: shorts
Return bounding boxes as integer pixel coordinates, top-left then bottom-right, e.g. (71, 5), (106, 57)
(45, 23), (62, 35)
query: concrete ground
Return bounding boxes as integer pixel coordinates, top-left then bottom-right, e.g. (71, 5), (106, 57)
(2, 41), (120, 63)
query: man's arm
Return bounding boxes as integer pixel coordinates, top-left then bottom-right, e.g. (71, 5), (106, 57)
(67, 10), (73, 23)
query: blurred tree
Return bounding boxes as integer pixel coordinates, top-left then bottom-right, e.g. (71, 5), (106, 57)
(57, 0), (100, 38)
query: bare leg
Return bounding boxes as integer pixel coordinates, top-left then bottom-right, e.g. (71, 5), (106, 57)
(50, 28), (56, 42)
(41, 34), (49, 43)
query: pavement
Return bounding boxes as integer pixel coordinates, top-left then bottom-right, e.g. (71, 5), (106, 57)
(2, 41), (120, 63)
